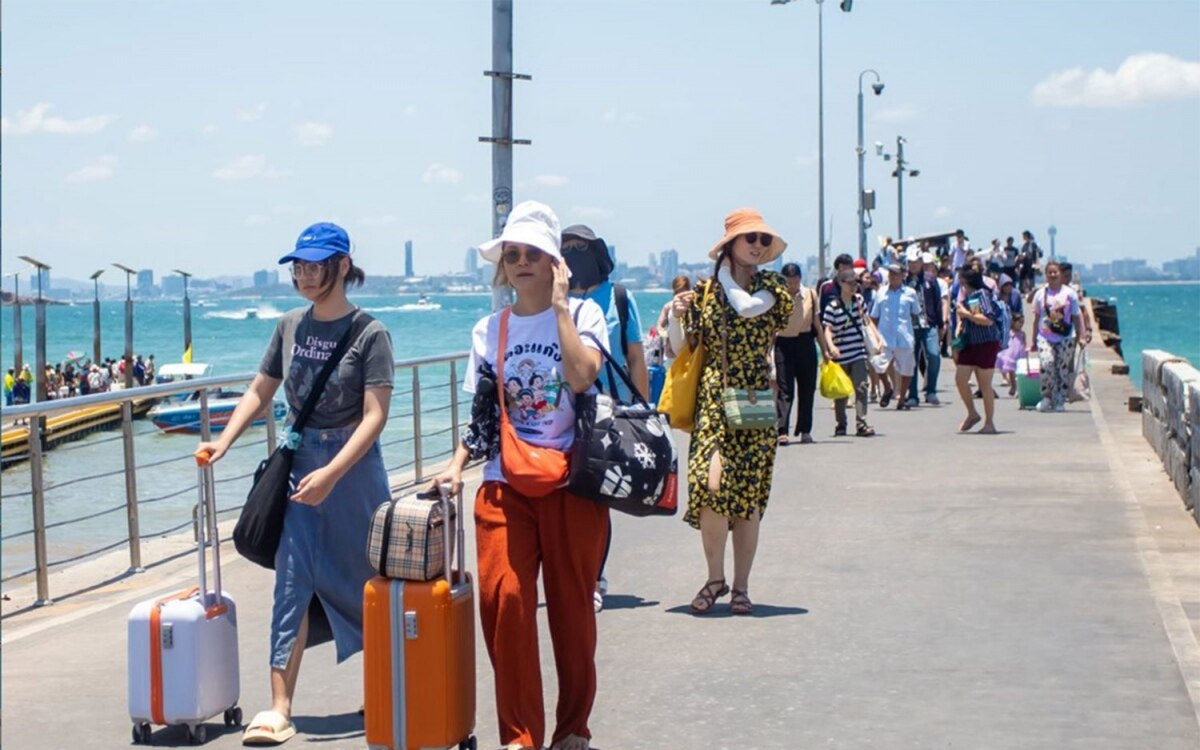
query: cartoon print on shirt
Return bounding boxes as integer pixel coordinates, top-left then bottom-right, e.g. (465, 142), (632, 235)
(504, 354), (566, 435)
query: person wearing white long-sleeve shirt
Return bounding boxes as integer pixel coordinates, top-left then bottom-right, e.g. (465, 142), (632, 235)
(950, 228), (970, 272)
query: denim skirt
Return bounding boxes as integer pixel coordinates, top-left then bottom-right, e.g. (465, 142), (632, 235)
(269, 425), (389, 668)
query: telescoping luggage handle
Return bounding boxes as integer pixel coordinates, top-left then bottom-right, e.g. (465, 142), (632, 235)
(192, 449), (227, 618)
(414, 482), (465, 586)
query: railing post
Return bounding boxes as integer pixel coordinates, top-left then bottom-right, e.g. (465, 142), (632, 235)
(412, 367), (423, 483)
(28, 416), (51, 606)
(121, 400), (143, 572)
(449, 360), (460, 456)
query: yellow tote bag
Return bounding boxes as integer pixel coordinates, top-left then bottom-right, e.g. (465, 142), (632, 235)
(658, 339), (706, 432)
(819, 359), (854, 401)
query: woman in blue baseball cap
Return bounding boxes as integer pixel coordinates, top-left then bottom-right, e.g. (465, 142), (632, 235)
(198, 221), (394, 745)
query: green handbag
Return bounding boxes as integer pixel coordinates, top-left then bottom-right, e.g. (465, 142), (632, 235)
(719, 301), (777, 431)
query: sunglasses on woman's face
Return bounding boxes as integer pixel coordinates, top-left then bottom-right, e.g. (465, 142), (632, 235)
(502, 246), (546, 265)
(742, 232), (773, 248)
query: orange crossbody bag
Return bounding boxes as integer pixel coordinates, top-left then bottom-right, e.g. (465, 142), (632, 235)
(495, 307), (570, 498)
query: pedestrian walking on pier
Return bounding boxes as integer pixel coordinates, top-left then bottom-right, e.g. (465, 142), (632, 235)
(821, 268), (875, 437)
(773, 262), (826, 444)
(872, 262), (921, 410)
(198, 222), (394, 746)
(953, 267), (1002, 433)
(435, 201), (610, 750)
(673, 208), (793, 616)
(1032, 261), (1090, 412)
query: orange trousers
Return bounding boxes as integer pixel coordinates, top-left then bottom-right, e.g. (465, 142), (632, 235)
(474, 481), (610, 749)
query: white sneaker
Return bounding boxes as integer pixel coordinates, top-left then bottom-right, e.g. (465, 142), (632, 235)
(594, 577), (607, 613)
(1054, 404), (1065, 412)
(1036, 399), (1053, 413)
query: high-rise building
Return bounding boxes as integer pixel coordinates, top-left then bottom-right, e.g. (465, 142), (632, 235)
(465, 247), (479, 275)
(660, 248), (680, 283)
(137, 269), (154, 296)
(162, 274), (185, 297)
(253, 269), (272, 287)
(405, 240), (414, 277)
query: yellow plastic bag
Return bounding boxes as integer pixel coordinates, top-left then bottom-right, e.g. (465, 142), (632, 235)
(819, 359), (853, 401)
(658, 339), (706, 432)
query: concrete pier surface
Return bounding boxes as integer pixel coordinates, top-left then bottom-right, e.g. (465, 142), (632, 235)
(3, 341), (1198, 749)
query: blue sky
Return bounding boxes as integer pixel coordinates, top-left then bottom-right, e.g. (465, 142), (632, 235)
(2, 0), (1198, 283)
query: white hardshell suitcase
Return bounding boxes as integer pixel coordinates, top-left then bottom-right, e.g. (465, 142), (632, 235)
(128, 448), (240, 745)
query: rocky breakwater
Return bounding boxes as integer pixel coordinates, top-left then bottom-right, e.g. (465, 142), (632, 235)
(1142, 349), (1200, 524)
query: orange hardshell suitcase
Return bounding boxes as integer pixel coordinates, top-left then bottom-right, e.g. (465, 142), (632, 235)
(363, 486), (477, 750)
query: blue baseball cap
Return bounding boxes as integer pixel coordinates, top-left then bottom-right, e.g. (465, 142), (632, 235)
(278, 222), (352, 264)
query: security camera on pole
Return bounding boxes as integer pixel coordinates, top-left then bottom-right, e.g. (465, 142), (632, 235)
(877, 136), (920, 239)
(856, 69), (883, 261)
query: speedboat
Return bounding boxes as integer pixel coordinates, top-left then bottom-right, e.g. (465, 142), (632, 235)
(406, 294), (442, 311)
(243, 307), (259, 319)
(149, 363), (287, 434)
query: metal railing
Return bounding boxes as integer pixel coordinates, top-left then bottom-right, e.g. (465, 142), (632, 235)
(0, 351), (469, 606)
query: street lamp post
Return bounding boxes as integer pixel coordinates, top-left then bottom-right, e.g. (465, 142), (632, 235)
(1047, 225), (1058, 261)
(773, 0), (852, 278)
(857, 69), (883, 261)
(5, 271), (23, 374)
(17, 256), (51, 405)
(89, 270), (105, 365)
(172, 269), (193, 362)
(113, 264), (137, 390)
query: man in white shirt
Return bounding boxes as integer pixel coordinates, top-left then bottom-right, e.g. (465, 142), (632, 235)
(870, 263), (921, 410)
(950, 229), (970, 273)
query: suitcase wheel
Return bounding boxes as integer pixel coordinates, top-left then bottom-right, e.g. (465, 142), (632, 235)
(131, 722), (152, 745)
(223, 707), (244, 727)
(459, 736), (478, 750)
(187, 724), (207, 745)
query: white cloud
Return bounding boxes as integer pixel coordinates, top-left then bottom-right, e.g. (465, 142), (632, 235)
(571, 206), (614, 220)
(202, 124), (218, 135)
(361, 215), (398, 226)
(933, 206), (953, 219)
(873, 105), (920, 124)
(294, 121), (333, 146)
(534, 174), (569, 187)
(602, 107), (640, 124)
(403, 105), (418, 118)
(66, 155), (117, 184)
(245, 214), (272, 226)
(235, 103), (267, 121)
(1, 103), (117, 135)
(127, 124), (158, 142)
(1033, 52), (1200, 108)
(212, 155), (288, 181)
(422, 163), (463, 185)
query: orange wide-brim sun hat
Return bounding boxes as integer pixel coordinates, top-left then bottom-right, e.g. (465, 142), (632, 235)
(707, 207), (788, 264)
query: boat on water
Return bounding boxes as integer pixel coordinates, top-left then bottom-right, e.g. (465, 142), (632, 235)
(406, 294), (442, 311)
(149, 363), (286, 434)
(243, 307), (259, 319)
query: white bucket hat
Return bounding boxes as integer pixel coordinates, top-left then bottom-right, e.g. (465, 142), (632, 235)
(478, 200), (569, 275)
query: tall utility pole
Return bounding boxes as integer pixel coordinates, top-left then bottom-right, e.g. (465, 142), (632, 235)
(113, 264), (137, 390)
(856, 69), (883, 261)
(173, 269), (193, 362)
(17, 256), (50, 404)
(885, 135), (918, 239)
(1048, 225), (1058, 261)
(7, 272), (23, 373)
(480, 0), (530, 311)
(89, 270), (105, 365)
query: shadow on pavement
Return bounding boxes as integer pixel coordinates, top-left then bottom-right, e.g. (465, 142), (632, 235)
(293, 711), (364, 742)
(662, 603), (809, 619)
(145, 722), (242, 747)
(600, 594), (660, 610)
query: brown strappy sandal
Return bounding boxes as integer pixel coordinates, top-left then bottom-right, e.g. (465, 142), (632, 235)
(689, 579), (730, 614)
(730, 589), (754, 615)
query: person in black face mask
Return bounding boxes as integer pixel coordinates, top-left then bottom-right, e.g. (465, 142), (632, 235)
(561, 224), (649, 615)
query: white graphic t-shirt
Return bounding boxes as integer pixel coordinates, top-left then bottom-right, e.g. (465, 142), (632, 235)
(464, 298), (608, 484)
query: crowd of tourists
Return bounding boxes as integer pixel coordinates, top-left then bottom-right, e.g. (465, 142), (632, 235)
(3, 354), (157, 405)
(176, 211), (1094, 750)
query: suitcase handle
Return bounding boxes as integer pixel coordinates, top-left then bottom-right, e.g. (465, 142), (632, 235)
(193, 394), (224, 613)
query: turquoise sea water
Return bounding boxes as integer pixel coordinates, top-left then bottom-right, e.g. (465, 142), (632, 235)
(0, 283), (1195, 580)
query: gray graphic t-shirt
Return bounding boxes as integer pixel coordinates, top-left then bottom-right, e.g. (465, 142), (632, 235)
(259, 307), (394, 429)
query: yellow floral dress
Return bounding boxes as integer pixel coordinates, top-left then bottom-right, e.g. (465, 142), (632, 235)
(683, 272), (793, 529)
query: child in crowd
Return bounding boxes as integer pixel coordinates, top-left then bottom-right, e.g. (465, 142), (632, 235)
(995, 312), (1027, 396)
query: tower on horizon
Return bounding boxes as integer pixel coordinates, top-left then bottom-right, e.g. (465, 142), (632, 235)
(465, 247), (479, 275)
(405, 240), (414, 277)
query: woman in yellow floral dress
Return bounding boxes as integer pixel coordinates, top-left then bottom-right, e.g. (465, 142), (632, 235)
(668, 208), (792, 615)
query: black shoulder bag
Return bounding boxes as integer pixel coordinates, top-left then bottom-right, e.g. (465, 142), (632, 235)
(233, 311), (370, 569)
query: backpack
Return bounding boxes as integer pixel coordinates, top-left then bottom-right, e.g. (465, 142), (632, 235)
(995, 296), (1012, 349)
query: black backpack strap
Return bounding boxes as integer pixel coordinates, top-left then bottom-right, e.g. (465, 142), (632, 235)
(614, 283), (630, 360)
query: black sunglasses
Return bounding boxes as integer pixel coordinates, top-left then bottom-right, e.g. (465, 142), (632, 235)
(502, 247), (546, 265)
(742, 232), (773, 248)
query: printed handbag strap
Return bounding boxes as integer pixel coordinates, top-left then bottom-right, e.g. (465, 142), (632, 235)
(292, 310), (370, 434)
